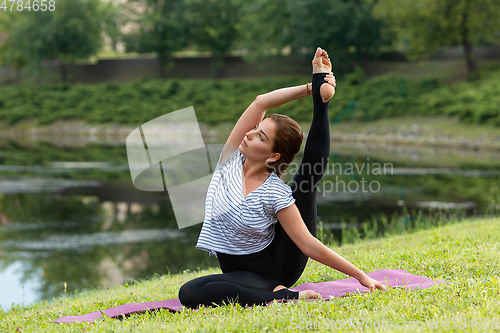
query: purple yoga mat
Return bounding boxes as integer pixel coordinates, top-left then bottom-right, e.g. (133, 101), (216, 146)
(54, 269), (447, 324)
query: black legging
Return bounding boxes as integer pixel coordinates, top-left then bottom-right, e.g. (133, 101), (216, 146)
(179, 73), (331, 309)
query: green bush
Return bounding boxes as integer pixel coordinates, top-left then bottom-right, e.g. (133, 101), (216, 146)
(1, 62), (500, 126)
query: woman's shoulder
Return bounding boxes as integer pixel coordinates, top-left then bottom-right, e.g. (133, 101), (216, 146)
(268, 172), (289, 184)
(264, 173), (292, 193)
(262, 174), (295, 212)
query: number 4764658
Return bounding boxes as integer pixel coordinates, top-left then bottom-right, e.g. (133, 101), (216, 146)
(1, 0), (56, 11)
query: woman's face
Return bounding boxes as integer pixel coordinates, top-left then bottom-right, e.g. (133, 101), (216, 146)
(239, 118), (279, 162)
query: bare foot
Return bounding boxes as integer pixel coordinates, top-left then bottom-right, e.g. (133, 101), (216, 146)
(312, 47), (331, 74)
(275, 285), (322, 300)
(312, 47), (335, 102)
(273, 285), (287, 292)
(299, 289), (322, 300)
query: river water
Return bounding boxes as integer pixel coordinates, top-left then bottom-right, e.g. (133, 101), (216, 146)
(1, 137), (499, 310)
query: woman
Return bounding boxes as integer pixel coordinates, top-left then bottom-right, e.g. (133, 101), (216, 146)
(179, 47), (386, 309)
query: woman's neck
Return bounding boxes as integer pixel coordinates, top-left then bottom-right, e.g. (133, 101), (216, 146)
(243, 160), (270, 180)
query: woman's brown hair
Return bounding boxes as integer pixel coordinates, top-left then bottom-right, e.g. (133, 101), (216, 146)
(266, 114), (303, 178)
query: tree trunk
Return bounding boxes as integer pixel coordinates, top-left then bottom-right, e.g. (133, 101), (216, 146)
(158, 52), (172, 79)
(15, 68), (21, 84)
(461, 0), (477, 74)
(211, 51), (225, 78)
(60, 61), (68, 83)
(361, 52), (370, 74)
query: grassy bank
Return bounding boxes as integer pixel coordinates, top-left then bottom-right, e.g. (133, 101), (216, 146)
(329, 115), (500, 142)
(325, 115), (500, 151)
(1, 60), (500, 129)
(1, 217), (498, 332)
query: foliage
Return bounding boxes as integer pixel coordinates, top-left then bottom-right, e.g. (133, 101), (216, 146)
(374, 0), (500, 73)
(0, 0), (113, 82)
(0, 11), (27, 76)
(0, 76), (312, 126)
(184, 0), (242, 77)
(375, 0), (500, 53)
(237, 0), (386, 73)
(417, 61), (500, 125)
(122, 0), (189, 78)
(238, 0), (296, 60)
(286, 0), (384, 69)
(0, 62), (499, 127)
(99, 0), (127, 52)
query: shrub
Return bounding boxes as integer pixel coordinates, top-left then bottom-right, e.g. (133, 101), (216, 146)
(1, 63), (500, 127)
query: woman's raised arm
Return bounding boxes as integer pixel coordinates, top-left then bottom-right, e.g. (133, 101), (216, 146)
(224, 84), (311, 149)
(276, 204), (386, 292)
(224, 46), (336, 152)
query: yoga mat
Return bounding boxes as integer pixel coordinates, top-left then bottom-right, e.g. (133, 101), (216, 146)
(54, 269), (447, 324)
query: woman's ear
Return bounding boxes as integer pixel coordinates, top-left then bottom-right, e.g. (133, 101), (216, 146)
(269, 153), (281, 163)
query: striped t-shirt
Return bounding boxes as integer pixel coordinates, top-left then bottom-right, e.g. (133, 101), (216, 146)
(196, 145), (296, 257)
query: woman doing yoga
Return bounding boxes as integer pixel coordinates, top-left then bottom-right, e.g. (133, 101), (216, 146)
(179, 47), (386, 309)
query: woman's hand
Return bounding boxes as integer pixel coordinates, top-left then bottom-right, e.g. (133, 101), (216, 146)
(325, 72), (336, 89)
(357, 274), (387, 292)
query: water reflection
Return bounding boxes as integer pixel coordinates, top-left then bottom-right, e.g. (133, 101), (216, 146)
(0, 261), (42, 308)
(0, 139), (499, 310)
(3, 228), (184, 250)
(0, 185), (218, 310)
(0, 178), (101, 193)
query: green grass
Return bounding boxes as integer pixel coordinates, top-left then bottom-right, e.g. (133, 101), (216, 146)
(1, 217), (499, 332)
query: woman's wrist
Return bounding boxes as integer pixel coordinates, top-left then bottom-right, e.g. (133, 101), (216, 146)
(305, 82), (312, 96)
(353, 270), (368, 281)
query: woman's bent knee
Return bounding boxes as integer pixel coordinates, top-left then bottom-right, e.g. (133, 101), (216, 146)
(178, 282), (200, 309)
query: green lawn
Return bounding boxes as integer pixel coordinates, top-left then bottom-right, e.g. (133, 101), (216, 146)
(1, 217), (499, 332)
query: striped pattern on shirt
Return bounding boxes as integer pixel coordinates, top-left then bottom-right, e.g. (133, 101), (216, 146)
(196, 146), (295, 257)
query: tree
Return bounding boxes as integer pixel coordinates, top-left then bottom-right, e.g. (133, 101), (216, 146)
(1, 0), (110, 82)
(238, 0), (384, 72)
(100, 0), (127, 52)
(184, 0), (241, 77)
(287, 0), (384, 71)
(123, 0), (188, 78)
(238, 0), (296, 60)
(0, 12), (27, 83)
(374, 0), (500, 74)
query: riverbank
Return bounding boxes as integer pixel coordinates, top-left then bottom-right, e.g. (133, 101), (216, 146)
(327, 115), (500, 151)
(2, 115), (500, 152)
(1, 217), (498, 332)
